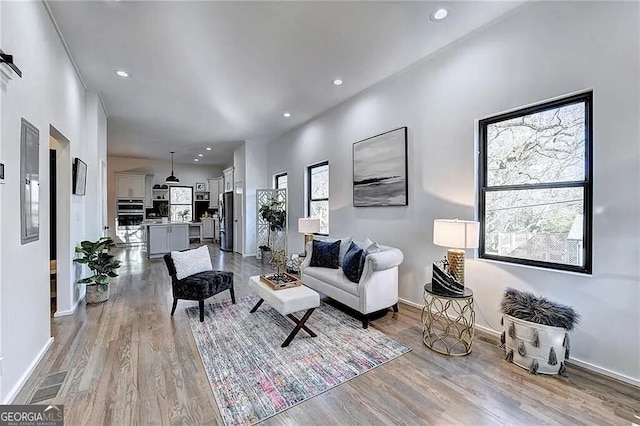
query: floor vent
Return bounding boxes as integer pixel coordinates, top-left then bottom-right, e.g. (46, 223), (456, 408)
(30, 371), (67, 404)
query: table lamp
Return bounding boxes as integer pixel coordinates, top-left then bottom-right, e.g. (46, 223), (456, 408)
(298, 218), (320, 256)
(433, 219), (480, 284)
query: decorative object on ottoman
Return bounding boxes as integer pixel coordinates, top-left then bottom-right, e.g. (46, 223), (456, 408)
(163, 248), (235, 322)
(432, 219), (480, 285)
(259, 272), (301, 290)
(500, 288), (579, 376)
(74, 237), (121, 304)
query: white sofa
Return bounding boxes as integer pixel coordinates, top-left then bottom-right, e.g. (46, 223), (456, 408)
(300, 240), (404, 328)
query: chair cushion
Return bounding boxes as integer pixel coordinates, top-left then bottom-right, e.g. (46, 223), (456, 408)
(342, 242), (364, 283)
(171, 246), (212, 280)
(174, 270), (234, 300)
(310, 240), (341, 269)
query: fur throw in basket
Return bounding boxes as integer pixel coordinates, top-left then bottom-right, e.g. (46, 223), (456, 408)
(500, 288), (579, 330)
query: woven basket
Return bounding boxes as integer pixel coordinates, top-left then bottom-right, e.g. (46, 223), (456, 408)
(502, 314), (569, 375)
(86, 284), (109, 304)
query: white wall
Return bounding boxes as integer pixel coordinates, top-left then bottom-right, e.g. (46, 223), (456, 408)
(243, 141), (268, 256)
(0, 1), (108, 402)
(233, 144), (246, 254)
(267, 2), (640, 384)
(107, 155), (224, 231)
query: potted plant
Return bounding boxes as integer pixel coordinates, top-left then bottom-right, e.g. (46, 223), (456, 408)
(75, 237), (121, 304)
(258, 197), (286, 249)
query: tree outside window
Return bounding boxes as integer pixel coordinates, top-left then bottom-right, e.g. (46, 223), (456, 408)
(479, 92), (592, 273)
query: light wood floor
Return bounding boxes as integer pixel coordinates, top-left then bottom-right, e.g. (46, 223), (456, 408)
(15, 244), (639, 425)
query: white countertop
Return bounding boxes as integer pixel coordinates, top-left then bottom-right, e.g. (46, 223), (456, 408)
(143, 221), (190, 227)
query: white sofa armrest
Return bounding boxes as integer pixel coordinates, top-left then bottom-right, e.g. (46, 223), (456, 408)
(299, 241), (313, 272)
(365, 248), (404, 272)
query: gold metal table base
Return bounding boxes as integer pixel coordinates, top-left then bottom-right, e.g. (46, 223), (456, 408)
(421, 287), (475, 356)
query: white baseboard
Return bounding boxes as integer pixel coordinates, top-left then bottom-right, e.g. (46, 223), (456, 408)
(398, 297), (422, 310)
(53, 294), (85, 317)
(398, 298), (640, 388)
(2, 337), (54, 404)
(568, 357), (640, 387)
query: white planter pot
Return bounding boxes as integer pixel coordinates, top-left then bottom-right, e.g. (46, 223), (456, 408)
(503, 314), (569, 375)
(86, 284), (109, 304)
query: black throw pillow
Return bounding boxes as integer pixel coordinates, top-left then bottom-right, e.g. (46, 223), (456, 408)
(342, 242), (364, 283)
(310, 239), (341, 269)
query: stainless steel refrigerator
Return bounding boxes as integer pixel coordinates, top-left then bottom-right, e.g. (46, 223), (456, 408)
(219, 191), (233, 251)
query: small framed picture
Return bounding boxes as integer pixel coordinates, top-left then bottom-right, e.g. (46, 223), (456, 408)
(204, 193), (209, 200)
(195, 182), (206, 192)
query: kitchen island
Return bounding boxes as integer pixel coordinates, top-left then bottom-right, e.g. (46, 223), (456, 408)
(145, 222), (189, 258)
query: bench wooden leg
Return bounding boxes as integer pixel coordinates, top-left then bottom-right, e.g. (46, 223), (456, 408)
(250, 298), (264, 313)
(282, 308), (316, 347)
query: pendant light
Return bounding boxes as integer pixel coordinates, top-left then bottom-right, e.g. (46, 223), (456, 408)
(166, 151), (179, 183)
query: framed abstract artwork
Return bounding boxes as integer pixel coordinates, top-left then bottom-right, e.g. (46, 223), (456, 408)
(353, 127), (408, 207)
(73, 157), (87, 195)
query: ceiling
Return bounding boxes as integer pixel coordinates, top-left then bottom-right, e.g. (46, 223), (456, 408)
(48, 1), (523, 166)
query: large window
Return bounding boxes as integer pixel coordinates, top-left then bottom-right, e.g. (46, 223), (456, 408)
(169, 186), (193, 222)
(478, 92), (592, 273)
(307, 161), (329, 235)
(275, 172), (288, 189)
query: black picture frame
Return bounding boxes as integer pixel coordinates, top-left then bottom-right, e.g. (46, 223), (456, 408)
(353, 127), (408, 207)
(72, 157), (87, 195)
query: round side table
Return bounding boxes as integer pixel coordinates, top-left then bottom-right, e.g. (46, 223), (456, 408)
(421, 283), (475, 356)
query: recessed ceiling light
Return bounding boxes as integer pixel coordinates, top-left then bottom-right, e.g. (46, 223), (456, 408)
(431, 8), (448, 21)
(194, 158), (199, 162)
(206, 147), (212, 151)
(333, 79), (343, 86)
(283, 112), (291, 118)
(198, 154), (204, 157)
(114, 69), (131, 78)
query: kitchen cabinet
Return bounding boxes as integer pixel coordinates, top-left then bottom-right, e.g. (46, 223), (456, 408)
(223, 167), (234, 193)
(147, 224), (189, 258)
(116, 173), (146, 199)
(202, 218), (215, 239)
(144, 175), (154, 207)
(207, 177), (223, 208)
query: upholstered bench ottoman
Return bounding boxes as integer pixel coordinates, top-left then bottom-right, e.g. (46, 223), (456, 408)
(248, 275), (320, 347)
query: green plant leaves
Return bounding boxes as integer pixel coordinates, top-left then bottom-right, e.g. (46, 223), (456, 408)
(74, 237), (120, 286)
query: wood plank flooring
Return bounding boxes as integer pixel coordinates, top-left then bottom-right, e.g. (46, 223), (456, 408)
(14, 244), (640, 425)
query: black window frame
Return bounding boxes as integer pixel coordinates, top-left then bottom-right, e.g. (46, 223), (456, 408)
(274, 172), (288, 189)
(307, 161), (329, 236)
(478, 91), (593, 274)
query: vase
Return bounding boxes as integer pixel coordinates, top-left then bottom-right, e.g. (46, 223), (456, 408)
(86, 284), (109, 304)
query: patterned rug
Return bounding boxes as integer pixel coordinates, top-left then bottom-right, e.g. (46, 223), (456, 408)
(185, 295), (411, 425)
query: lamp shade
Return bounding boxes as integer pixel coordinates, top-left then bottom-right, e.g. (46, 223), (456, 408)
(298, 218), (320, 234)
(433, 219), (479, 249)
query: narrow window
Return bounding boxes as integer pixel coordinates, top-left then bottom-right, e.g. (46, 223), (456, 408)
(307, 162), (329, 235)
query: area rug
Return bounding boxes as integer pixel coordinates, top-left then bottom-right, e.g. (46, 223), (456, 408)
(185, 295), (411, 425)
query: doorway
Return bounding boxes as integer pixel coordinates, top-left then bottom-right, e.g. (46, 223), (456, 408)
(233, 181), (243, 255)
(49, 128), (71, 317)
(49, 149), (57, 315)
